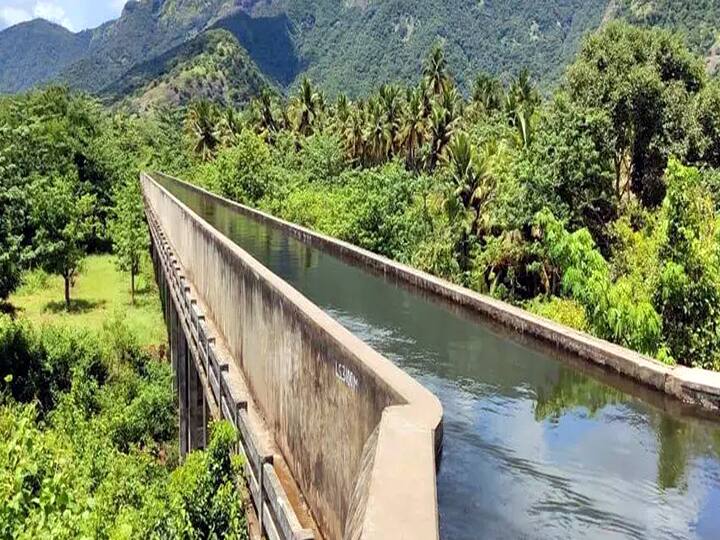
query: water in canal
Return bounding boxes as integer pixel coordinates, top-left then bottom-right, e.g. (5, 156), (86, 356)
(159, 175), (720, 540)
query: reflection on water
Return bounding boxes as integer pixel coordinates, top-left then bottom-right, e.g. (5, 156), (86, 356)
(160, 176), (720, 540)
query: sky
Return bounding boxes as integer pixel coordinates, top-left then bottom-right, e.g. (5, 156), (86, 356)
(0, 0), (125, 32)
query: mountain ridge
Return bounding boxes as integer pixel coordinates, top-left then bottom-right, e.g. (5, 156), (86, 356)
(1, 0), (719, 102)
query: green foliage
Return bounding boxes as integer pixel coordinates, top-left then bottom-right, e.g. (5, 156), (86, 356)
(533, 210), (663, 356)
(526, 297), (588, 332)
(170, 421), (247, 539)
(654, 159), (720, 368)
(616, 0), (720, 56)
(514, 93), (617, 249)
(0, 313), (246, 539)
(566, 22), (706, 208)
(28, 173), (97, 309)
(110, 179), (149, 301)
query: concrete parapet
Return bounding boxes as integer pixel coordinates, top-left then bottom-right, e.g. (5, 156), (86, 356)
(152, 172), (720, 415)
(142, 173), (443, 540)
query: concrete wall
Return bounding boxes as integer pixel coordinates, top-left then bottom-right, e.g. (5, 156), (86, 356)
(142, 174), (443, 540)
(153, 173), (720, 414)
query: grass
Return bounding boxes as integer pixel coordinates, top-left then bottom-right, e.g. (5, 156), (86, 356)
(9, 254), (167, 348)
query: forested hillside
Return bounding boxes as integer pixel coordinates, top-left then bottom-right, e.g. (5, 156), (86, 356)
(616, 0), (720, 59)
(0, 20), (91, 93)
(106, 29), (271, 111)
(254, 0), (609, 95)
(2, 0), (720, 101)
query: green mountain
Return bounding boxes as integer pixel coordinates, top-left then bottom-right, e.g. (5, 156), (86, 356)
(251, 0), (611, 95)
(57, 0), (243, 93)
(105, 29), (271, 111)
(1, 0), (720, 101)
(0, 20), (91, 93)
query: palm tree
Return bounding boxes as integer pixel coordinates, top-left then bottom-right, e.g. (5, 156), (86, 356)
(292, 78), (321, 135)
(217, 107), (243, 145)
(507, 68), (540, 119)
(423, 42), (452, 96)
(417, 79), (433, 117)
(365, 97), (392, 165)
(444, 132), (498, 269)
(512, 105), (534, 148)
(426, 87), (461, 171)
(379, 84), (403, 156)
(399, 90), (427, 170)
(344, 108), (367, 164)
(472, 72), (504, 114)
(186, 100), (220, 161)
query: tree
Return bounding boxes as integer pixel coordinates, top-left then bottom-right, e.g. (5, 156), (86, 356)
(423, 42), (452, 96)
(566, 22), (705, 207)
(472, 72), (504, 114)
(110, 179), (149, 304)
(399, 89), (428, 171)
(655, 159), (720, 368)
(514, 93), (618, 250)
(444, 133), (497, 271)
(29, 174), (96, 310)
(291, 78), (321, 136)
(186, 101), (221, 161)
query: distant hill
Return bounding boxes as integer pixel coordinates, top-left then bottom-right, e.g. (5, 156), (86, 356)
(0, 20), (91, 93)
(1, 0), (720, 103)
(106, 29), (271, 111)
(58, 0), (245, 93)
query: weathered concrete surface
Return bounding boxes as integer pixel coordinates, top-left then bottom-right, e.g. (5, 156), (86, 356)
(142, 173), (443, 540)
(154, 173), (720, 414)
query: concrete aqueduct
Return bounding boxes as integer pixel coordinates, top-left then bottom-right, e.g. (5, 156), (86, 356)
(142, 172), (444, 540)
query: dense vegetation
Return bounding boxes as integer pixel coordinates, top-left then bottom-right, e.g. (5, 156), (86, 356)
(0, 81), (246, 536)
(0, 314), (246, 538)
(170, 22), (720, 370)
(106, 29), (271, 112)
(617, 0), (720, 59)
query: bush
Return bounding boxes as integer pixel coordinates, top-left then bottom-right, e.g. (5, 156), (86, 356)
(654, 159), (720, 368)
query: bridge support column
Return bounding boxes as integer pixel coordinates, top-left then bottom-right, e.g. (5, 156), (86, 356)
(188, 358), (205, 451)
(175, 321), (190, 457)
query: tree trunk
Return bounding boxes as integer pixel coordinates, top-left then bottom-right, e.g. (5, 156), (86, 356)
(131, 271), (135, 306)
(64, 275), (71, 311)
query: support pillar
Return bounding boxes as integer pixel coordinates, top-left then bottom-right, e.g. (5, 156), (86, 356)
(177, 323), (189, 457)
(188, 358), (205, 451)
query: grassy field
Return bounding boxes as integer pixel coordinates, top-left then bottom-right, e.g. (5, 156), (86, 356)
(9, 255), (166, 347)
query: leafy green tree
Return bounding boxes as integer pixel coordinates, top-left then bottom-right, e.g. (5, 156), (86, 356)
(29, 174), (96, 310)
(566, 22), (705, 207)
(695, 80), (720, 167)
(655, 159), (720, 368)
(514, 93), (617, 249)
(0, 183), (24, 301)
(110, 179), (149, 304)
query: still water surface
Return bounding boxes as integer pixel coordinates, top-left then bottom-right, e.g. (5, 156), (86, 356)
(160, 176), (720, 540)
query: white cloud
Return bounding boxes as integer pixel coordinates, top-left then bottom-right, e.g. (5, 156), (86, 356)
(0, 6), (31, 29)
(0, 1), (77, 31)
(33, 1), (73, 31)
